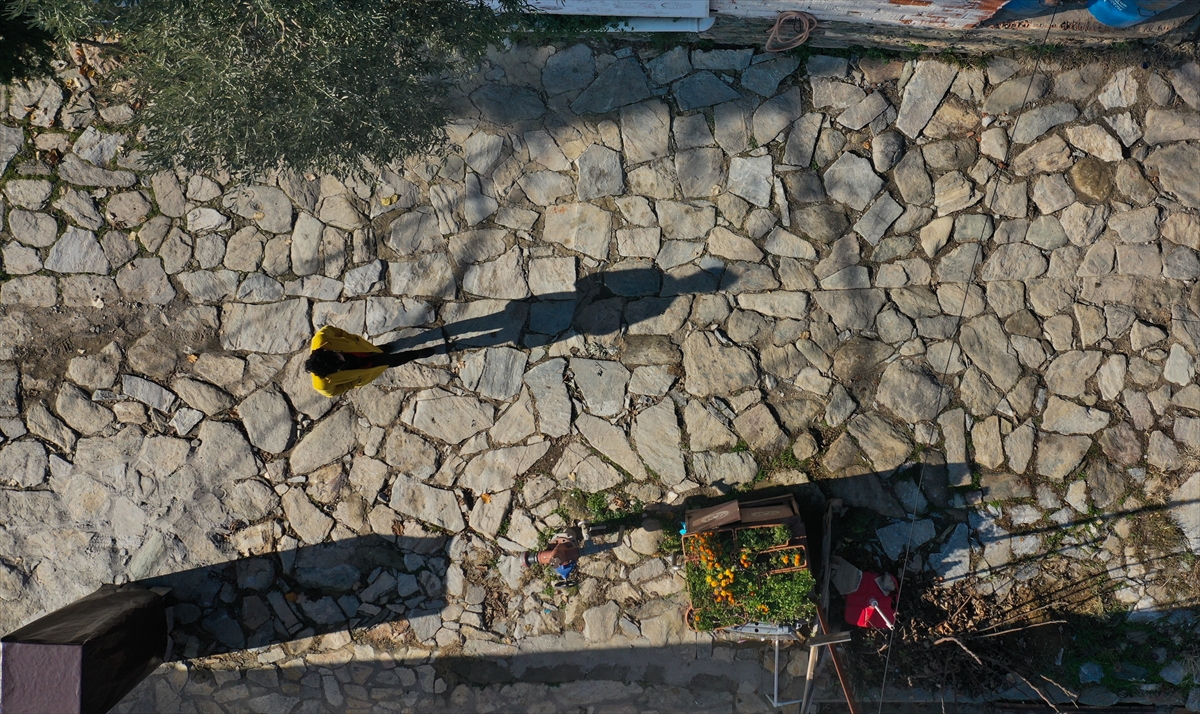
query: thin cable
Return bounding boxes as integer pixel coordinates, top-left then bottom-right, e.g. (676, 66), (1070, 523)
(873, 9), (1062, 710)
(765, 11), (818, 53)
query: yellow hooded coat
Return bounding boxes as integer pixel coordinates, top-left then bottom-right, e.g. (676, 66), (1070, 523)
(309, 326), (387, 397)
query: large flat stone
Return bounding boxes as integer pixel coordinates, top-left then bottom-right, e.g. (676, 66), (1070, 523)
(571, 58), (651, 115)
(672, 72), (741, 111)
(389, 475), (465, 532)
(576, 413), (645, 479)
(681, 332), (757, 397)
(471, 84), (545, 125)
(1169, 472), (1200, 554)
(542, 203), (612, 260)
(632, 400), (686, 486)
(220, 299), (310, 353)
(895, 61), (958, 139)
(407, 389), (494, 445)
(290, 407), (355, 475)
(823, 152), (882, 212)
(571, 359), (630, 417)
(458, 442), (550, 494)
(876, 360), (948, 423)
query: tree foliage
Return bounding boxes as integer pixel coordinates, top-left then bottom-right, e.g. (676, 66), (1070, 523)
(0, 5), (54, 83)
(11, 0), (526, 176)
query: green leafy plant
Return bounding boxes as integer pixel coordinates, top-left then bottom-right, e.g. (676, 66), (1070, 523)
(659, 528), (682, 554)
(13, 0), (528, 176)
(512, 13), (619, 43)
(737, 524), (791, 551)
(685, 528), (815, 630)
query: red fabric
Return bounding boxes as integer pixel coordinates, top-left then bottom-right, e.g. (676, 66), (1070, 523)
(844, 572), (896, 629)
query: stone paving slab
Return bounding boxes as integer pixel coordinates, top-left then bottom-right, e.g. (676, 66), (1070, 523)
(2, 43), (1200, 712)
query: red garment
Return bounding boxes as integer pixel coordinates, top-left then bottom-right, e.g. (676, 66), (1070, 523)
(844, 572), (896, 629)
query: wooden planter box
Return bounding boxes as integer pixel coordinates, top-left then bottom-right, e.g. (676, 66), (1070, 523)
(681, 495), (816, 631)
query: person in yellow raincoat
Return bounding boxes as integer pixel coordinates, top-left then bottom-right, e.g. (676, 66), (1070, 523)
(305, 326), (438, 397)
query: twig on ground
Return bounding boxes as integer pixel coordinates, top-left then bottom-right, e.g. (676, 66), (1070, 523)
(934, 637), (982, 666)
(934, 637), (1061, 712)
(1038, 673), (1078, 700)
(976, 620), (1067, 639)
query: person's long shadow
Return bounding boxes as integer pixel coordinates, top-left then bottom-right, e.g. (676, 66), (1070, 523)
(376, 263), (748, 354)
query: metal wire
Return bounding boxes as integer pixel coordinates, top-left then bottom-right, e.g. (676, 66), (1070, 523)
(873, 9), (1063, 709)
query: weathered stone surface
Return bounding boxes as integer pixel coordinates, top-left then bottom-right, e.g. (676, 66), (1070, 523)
(647, 46), (690, 85)
(681, 332), (757, 397)
(896, 61), (957, 139)
(390, 475), (464, 532)
(1041, 397), (1109, 435)
(0, 440), (48, 487)
(525, 359), (571, 438)
(984, 74), (1049, 115)
(1145, 143), (1200, 209)
(1065, 124), (1124, 163)
(813, 289), (886, 331)
(632, 400), (686, 486)
(672, 71), (741, 112)
(823, 152), (882, 212)
(290, 408), (355, 475)
(620, 100), (670, 165)
(576, 144), (624, 201)
(571, 359), (630, 417)
(57, 154), (135, 187)
(572, 58), (651, 115)
(847, 413), (910, 472)
(542, 44), (594, 95)
(1035, 433), (1091, 480)
(853, 194), (902, 246)
(753, 87), (805, 146)
(1169, 472), (1200, 554)
(981, 243), (1047, 281)
(894, 150), (933, 207)
(280, 489), (333, 545)
(459, 443), (549, 495)
(553, 442), (623, 493)
(692, 451), (757, 488)
(1012, 136), (1073, 176)
(408, 390), (494, 444)
(1010, 103), (1078, 145)
(727, 156), (773, 208)
(222, 185), (292, 233)
(44, 227), (110, 274)
(191, 420), (258, 483)
(742, 56), (800, 96)
(1045, 351), (1103, 398)
(471, 84), (545, 124)
(220, 299), (309, 354)
(959, 315), (1020, 391)
(542, 203), (612, 259)
(239, 388), (293, 454)
(576, 413), (644, 480)
(876, 360), (948, 422)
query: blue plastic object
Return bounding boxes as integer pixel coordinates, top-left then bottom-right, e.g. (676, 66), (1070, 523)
(1087, 0), (1186, 27)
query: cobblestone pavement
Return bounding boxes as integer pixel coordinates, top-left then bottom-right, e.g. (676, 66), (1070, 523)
(3, 42), (1200, 713)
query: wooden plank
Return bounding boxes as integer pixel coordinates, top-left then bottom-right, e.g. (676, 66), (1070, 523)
(526, 0), (711, 17)
(697, 0), (1200, 47)
(711, 0), (1004, 29)
(685, 501), (740, 533)
(807, 631), (853, 647)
